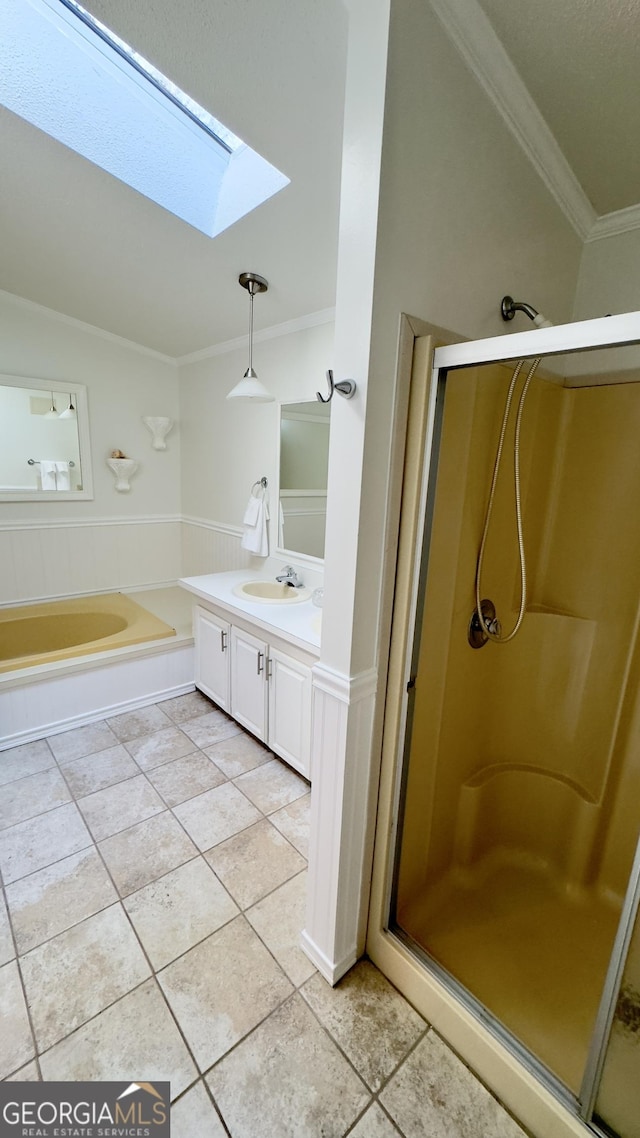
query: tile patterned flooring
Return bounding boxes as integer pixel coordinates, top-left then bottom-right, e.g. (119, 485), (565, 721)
(0, 692), (528, 1137)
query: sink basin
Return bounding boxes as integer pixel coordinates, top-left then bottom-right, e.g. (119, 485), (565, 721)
(233, 581), (312, 604)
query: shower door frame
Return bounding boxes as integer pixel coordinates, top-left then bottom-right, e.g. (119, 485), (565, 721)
(367, 309), (640, 1138)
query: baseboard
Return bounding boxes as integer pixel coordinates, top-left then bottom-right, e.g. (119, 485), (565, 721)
(0, 639), (195, 750)
(0, 681), (196, 751)
(300, 929), (359, 986)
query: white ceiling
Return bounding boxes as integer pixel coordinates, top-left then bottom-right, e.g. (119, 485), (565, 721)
(1, 0), (639, 357)
(475, 0), (640, 217)
(0, 0), (348, 357)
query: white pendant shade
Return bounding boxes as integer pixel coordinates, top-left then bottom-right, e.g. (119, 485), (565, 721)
(226, 367), (275, 402)
(59, 397), (77, 420)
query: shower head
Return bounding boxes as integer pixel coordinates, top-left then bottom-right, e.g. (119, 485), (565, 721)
(501, 295), (553, 328)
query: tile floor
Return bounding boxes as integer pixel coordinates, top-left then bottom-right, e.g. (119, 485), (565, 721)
(0, 691), (528, 1137)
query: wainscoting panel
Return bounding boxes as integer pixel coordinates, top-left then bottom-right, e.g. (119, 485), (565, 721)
(302, 663), (379, 984)
(0, 642), (194, 749)
(0, 518), (183, 605)
(181, 517), (255, 578)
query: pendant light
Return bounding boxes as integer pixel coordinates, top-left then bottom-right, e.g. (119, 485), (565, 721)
(59, 394), (76, 420)
(44, 393), (59, 419)
(226, 272), (274, 402)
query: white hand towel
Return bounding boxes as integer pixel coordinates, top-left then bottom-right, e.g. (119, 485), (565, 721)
(241, 494), (270, 557)
(243, 495), (261, 526)
(55, 461), (71, 491)
(40, 461), (57, 491)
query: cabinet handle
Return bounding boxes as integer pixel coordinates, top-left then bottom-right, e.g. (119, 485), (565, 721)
(220, 630), (227, 652)
(257, 651), (265, 675)
(266, 656), (273, 680)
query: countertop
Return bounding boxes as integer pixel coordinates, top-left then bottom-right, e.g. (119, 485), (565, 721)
(179, 570), (322, 654)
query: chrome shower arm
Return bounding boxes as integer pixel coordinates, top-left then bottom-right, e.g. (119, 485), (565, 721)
(501, 296), (540, 323)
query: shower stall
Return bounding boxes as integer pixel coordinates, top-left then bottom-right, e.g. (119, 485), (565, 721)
(374, 310), (640, 1137)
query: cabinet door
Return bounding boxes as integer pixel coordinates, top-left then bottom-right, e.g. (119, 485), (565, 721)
(231, 627), (268, 741)
(194, 606), (230, 711)
(267, 647), (312, 778)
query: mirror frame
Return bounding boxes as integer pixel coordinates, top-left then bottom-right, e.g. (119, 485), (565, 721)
(275, 398), (329, 565)
(0, 374), (94, 502)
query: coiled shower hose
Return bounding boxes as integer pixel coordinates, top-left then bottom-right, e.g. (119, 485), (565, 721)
(474, 356), (540, 643)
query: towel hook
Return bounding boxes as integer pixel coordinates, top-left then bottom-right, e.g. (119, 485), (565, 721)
(316, 369), (356, 403)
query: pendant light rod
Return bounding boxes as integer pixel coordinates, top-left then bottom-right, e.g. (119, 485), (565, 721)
(239, 272), (268, 377)
(227, 272), (272, 402)
(248, 281), (255, 373)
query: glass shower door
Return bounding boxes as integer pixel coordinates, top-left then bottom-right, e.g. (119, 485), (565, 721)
(392, 347), (640, 1093)
(589, 849), (640, 1136)
(385, 315), (640, 1115)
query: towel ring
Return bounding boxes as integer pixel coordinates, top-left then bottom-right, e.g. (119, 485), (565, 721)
(251, 476), (268, 493)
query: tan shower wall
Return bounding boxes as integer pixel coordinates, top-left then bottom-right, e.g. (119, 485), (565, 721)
(397, 363), (640, 907)
(598, 645), (640, 902)
(397, 362), (560, 900)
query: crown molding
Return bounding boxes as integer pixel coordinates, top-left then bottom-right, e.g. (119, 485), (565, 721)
(429, 0), (596, 241)
(0, 289), (336, 365)
(0, 289), (178, 366)
(586, 202), (640, 243)
(176, 307), (336, 366)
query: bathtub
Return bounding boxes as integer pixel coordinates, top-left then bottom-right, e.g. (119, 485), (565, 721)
(0, 592), (176, 673)
(0, 588), (195, 750)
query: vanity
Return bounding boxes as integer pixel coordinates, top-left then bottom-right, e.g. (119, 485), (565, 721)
(179, 569), (321, 781)
(179, 396), (329, 782)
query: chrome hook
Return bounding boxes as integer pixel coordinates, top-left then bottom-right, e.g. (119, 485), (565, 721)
(316, 369), (356, 403)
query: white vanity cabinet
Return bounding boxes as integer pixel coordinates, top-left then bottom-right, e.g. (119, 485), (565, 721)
(192, 601), (315, 779)
(230, 626), (269, 741)
(194, 606), (230, 710)
(267, 646), (311, 775)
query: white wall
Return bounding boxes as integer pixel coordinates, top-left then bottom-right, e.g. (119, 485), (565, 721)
(565, 229), (640, 376)
(574, 230), (640, 322)
(329, 0), (584, 678)
(305, 0), (585, 985)
(179, 318), (334, 574)
(0, 291), (182, 603)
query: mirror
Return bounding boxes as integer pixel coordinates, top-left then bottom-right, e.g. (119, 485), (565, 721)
(278, 400), (330, 559)
(0, 375), (93, 501)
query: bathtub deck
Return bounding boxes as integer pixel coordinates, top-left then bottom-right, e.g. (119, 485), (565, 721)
(126, 586), (193, 640)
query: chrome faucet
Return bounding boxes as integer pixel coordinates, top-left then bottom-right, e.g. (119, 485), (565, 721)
(276, 565), (304, 588)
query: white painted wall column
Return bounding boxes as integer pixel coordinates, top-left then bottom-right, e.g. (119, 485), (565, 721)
(302, 0), (391, 984)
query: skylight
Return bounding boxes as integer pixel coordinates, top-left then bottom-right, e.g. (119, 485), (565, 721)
(0, 0), (290, 238)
